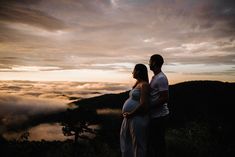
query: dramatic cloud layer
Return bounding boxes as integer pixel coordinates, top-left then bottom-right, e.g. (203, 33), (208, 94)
(0, 80), (129, 140)
(0, 80), (129, 98)
(0, 0), (234, 83)
(0, 93), (68, 140)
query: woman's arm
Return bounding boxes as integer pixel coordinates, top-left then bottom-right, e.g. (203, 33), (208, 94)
(123, 82), (150, 118)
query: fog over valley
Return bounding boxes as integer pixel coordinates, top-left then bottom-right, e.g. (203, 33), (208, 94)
(0, 80), (129, 141)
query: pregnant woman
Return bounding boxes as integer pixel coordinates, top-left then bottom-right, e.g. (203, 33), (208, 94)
(120, 63), (150, 157)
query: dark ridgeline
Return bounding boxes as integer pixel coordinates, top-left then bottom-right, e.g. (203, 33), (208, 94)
(168, 81), (234, 126)
(1, 80), (234, 157)
(74, 91), (130, 109)
(75, 80), (235, 127)
(74, 80), (235, 157)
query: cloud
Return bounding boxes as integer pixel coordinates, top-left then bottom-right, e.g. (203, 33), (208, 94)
(0, 80), (129, 136)
(162, 39), (235, 65)
(0, 80), (129, 99)
(0, 1), (66, 31)
(0, 0), (234, 82)
(0, 93), (68, 133)
(0, 94), (68, 116)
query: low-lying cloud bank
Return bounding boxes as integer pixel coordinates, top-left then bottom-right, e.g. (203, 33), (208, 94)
(0, 80), (129, 99)
(0, 93), (69, 134)
(0, 80), (129, 138)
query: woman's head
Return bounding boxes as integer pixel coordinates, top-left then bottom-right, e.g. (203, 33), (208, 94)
(132, 64), (149, 83)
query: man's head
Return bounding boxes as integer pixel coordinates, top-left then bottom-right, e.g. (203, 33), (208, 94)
(149, 54), (164, 71)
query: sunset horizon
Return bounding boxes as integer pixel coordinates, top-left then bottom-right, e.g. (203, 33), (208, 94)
(1, 1), (234, 155)
(1, 0), (235, 85)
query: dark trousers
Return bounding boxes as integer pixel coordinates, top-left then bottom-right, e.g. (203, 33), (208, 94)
(147, 116), (167, 157)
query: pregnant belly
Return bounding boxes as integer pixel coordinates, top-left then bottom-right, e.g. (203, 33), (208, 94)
(122, 99), (140, 113)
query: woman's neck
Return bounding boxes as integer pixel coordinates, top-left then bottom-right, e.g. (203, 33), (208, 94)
(133, 80), (139, 88)
(133, 79), (145, 88)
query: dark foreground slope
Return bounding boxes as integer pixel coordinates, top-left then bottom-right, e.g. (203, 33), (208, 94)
(74, 80), (235, 157)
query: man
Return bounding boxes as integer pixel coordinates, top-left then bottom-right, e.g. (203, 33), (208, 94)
(148, 54), (169, 157)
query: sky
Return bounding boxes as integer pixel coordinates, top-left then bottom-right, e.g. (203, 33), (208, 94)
(0, 0), (235, 84)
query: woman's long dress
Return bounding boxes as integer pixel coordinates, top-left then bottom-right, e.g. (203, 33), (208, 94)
(120, 88), (149, 157)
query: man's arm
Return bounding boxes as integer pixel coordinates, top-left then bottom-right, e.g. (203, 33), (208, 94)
(150, 90), (169, 109)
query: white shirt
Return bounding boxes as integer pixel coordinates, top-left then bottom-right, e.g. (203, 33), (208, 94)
(150, 71), (169, 118)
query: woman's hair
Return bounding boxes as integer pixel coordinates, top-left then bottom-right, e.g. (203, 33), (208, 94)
(134, 64), (149, 83)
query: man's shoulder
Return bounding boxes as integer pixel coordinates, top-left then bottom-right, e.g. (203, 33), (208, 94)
(152, 72), (168, 82)
(159, 72), (168, 78)
(150, 73), (168, 90)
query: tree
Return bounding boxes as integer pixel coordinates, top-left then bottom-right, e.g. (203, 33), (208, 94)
(61, 106), (97, 143)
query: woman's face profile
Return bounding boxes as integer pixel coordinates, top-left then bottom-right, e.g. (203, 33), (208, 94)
(132, 68), (138, 79)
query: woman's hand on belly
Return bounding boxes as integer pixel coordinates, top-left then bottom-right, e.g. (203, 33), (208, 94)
(123, 112), (135, 119)
(123, 112), (130, 118)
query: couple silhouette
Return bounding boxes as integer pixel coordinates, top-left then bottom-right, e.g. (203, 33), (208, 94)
(120, 54), (169, 157)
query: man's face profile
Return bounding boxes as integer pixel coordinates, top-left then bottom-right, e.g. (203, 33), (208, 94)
(149, 59), (156, 71)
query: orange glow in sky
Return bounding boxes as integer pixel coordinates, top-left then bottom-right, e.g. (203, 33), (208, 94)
(0, 0), (234, 84)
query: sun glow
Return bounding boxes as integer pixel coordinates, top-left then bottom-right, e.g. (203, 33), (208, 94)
(11, 66), (61, 72)
(0, 69), (131, 83)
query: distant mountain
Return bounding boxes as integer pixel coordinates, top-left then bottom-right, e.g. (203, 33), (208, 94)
(73, 91), (129, 109)
(74, 80), (235, 127)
